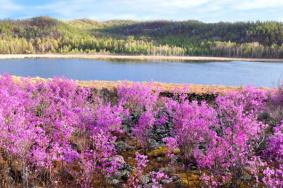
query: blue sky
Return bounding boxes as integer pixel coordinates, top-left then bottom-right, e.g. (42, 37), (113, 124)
(0, 0), (283, 22)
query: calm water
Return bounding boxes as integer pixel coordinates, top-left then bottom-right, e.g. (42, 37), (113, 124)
(0, 58), (283, 87)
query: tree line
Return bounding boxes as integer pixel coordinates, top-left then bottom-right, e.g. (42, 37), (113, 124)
(0, 17), (282, 58)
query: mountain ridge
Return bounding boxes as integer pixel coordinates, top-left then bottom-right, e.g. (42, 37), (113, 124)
(0, 16), (282, 58)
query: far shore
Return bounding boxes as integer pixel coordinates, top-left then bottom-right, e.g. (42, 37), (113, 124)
(0, 54), (283, 62)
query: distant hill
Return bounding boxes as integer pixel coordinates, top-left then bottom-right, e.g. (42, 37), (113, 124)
(0, 16), (282, 58)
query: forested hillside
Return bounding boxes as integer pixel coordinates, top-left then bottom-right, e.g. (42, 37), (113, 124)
(0, 16), (283, 58)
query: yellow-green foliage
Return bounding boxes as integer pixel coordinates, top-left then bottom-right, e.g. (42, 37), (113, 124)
(1, 17), (283, 58)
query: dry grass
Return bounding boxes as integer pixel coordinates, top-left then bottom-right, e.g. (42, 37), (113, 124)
(11, 75), (272, 94)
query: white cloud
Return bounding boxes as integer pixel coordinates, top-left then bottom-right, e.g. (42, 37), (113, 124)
(0, 0), (22, 17)
(0, 0), (282, 21)
(124, 0), (210, 9)
(33, 0), (220, 20)
(0, 0), (21, 10)
(234, 0), (283, 10)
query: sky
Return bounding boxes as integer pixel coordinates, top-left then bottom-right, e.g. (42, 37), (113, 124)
(0, 0), (283, 22)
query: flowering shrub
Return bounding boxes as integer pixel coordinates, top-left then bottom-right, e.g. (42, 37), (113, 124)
(0, 75), (282, 187)
(263, 165), (283, 188)
(165, 99), (218, 167)
(149, 170), (172, 187)
(126, 153), (172, 188)
(126, 152), (149, 187)
(264, 122), (283, 163)
(117, 82), (159, 113)
(163, 87), (273, 187)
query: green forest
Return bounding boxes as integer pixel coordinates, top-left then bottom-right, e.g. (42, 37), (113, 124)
(0, 16), (283, 58)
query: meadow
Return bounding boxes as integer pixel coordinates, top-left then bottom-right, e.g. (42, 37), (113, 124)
(0, 74), (282, 188)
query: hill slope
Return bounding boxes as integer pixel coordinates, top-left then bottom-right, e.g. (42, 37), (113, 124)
(0, 17), (283, 58)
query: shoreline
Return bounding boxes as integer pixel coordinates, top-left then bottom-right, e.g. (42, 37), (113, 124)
(0, 54), (282, 62)
(12, 76), (271, 94)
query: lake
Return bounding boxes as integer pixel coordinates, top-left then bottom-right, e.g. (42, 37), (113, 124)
(0, 58), (282, 87)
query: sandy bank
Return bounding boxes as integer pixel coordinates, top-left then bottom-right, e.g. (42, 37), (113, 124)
(0, 54), (282, 62)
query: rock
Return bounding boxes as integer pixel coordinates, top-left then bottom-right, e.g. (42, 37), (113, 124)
(156, 157), (163, 162)
(171, 175), (179, 181)
(140, 175), (150, 184)
(161, 179), (172, 184)
(111, 179), (120, 185)
(144, 183), (154, 188)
